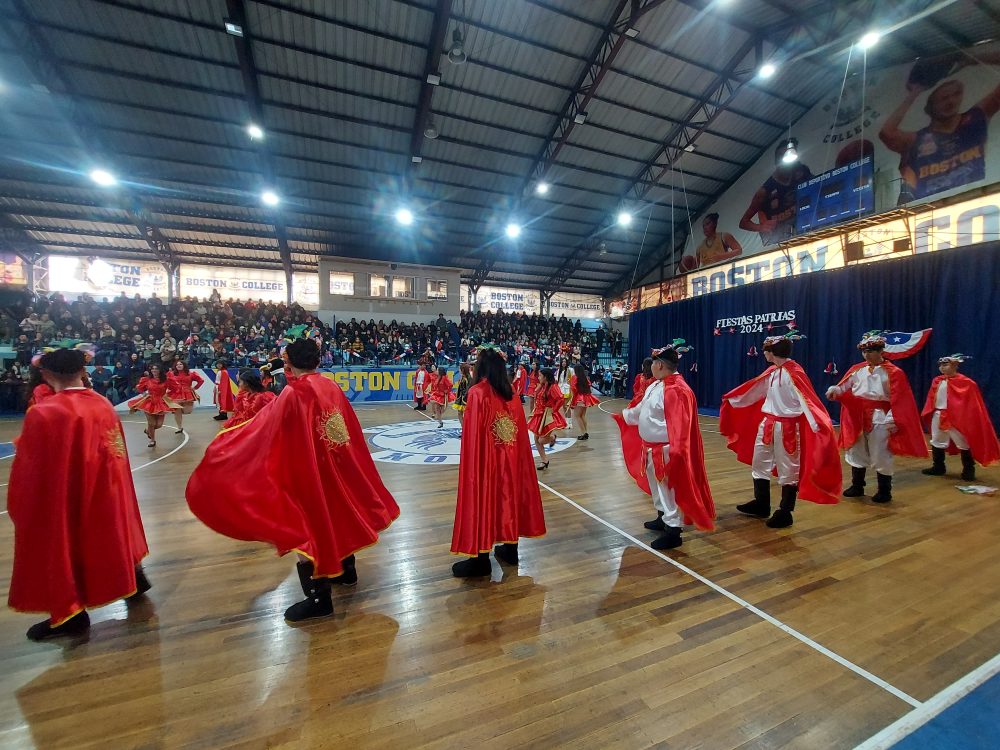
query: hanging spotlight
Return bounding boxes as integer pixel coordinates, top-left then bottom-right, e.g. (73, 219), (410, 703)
(859, 31), (881, 50)
(447, 27), (467, 65)
(505, 222), (521, 239)
(758, 62), (777, 79)
(246, 123), (264, 140)
(261, 189), (280, 207)
(535, 182), (550, 196)
(617, 211), (633, 227)
(781, 138), (799, 164)
(423, 118), (439, 139)
(89, 168), (117, 187)
(395, 207), (414, 226)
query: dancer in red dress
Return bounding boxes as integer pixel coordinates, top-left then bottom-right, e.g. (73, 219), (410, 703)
(526, 367), (568, 471)
(428, 365), (455, 427)
(569, 365), (600, 440)
(630, 358), (654, 406)
(451, 348), (546, 577)
(826, 331), (927, 503)
(526, 362), (541, 413)
(413, 363), (430, 411)
(128, 363), (180, 448)
(7, 347), (150, 640)
(166, 360), (205, 435)
(920, 353), (1000, 481)
(614, 342), (715, 549)
(720, 330), (841, 529)
(224, 370), (277, 428)
(213, 359), (236, 421)
(511, 361), (528, 404)
(186, 336), (399, 624)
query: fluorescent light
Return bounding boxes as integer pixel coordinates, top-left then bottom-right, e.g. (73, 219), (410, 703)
(617, 211), (633, 227)
(859, 31), (881, 50)
(89, 168), (116, 187)
(683, 143), (696, 153)
(246, 123), (264, 140)
(758, 62), (777, 79)
(411, 155), (423, 164)
(395, 208), (414, 226)
(505, 222), (521, 239)
(261, 189), (280, 206)
(535, 182), (550, 196)
(224, 21), (244, 37)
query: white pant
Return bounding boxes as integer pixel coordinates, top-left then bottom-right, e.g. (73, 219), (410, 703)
(929, 410), (969, 450)
(845, 424), (894, 475)
(751, 420), (800, 486)
(645, 447), (682, 528)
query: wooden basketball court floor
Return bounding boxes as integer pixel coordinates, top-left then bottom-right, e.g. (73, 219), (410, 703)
(0, 398), (998, 749)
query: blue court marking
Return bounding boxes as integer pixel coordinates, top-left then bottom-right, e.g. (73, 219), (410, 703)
(0, 442), (14, 460)
(890, 673), (1000, 750)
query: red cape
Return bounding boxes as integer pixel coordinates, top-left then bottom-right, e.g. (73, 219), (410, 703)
(612, 376), (716, 531)
(451, 381), (545, 555)
(921, 374), (1000, 465)
(835, 361), (928, 457)
(215, 368), (237, 412)
(186, 372), (399, 577)
(512, 365), (527, 395)
(8, 390), (148, 624)
(719, 361), (841, 504)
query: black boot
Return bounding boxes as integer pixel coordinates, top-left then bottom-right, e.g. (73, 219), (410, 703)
(213, 412), (228, 421)
(737, 478), (771, 518)
(766, 485), (797, 528)
(843, 466), (867, 497)
(332, 555), (357, 587)
(871, 473), (893, 503)
(960, 450), (976, 481)
(285, 561), (333, 622)
(126, 565), (152, 601)
(452, 552), (492, 578)
(922, 447), (947, 476)
(26, 611), (91, 641)
(644, 511), (666, 531)
(494, 543), (519, 566)
(651, 526), (683, 550)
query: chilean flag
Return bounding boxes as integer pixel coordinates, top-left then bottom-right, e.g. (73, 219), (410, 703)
(882, 329), (932, 360)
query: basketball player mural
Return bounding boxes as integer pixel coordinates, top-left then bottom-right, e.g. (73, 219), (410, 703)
(690, 212), (743, 269)
(879, 52), (1000, 203)
(739, 139), (814, 247)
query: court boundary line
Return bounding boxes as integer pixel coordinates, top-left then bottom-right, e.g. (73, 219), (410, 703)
(852, 651), (1000, 749)
(536, 479), (923, 709)
(0, 420), (190, 511)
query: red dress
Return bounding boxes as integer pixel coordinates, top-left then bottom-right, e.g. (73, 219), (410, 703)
(186, 372), (400, 578)
(224, 390), (277, 428)
(569, 375), (600, 407)
(527, 383), (568, 436)
(167, 370), (206, 402)
(527, 371), (539, 396)
(429, 375), (456, 405)
(8, 389), (148, 625)
(128, 377), (180, 415)
(451, 382), (546, 555)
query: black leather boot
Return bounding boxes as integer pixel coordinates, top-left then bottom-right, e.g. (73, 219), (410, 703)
(871, 473), (893, 503)
(644, 511), (665, 531)
(737, 478), (771, 518)
(651, 526), (683, 550)
(452, 552), (491, 578)
(922, 447), (947, 475)
(285, 561), (333, 622)
(332, 554), (357, 587)
(960, 450), (976, 481)
(843, 466), (867, 497)
(26, 611), (91, 641)
(766, 484), (797, 528)
(126, 565), (152, 601)
(494, 543), (519, 566)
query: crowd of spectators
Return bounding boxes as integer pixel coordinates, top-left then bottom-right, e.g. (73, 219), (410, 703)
(0, 290), (626, 410)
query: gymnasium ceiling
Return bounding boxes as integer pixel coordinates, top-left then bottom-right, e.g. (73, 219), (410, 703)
(0, 0), (995, 296)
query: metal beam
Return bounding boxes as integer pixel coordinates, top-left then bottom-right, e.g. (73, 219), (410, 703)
(224, 0), (293, 297)
(409, 0), (453, 171)
(6, 0), (177, 271)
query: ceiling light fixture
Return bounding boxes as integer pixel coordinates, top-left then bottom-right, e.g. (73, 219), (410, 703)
(447, 27), (467, 65)
(395, 207), (414, 226)
(781, 138), (799, 164)
(423, 118), (439, 139)
(617, 211), (633, 227)
(505, 222), (522, 239)
(624, 27), (639, 39)
(224, 20), (244, 37)
(574, 112), (588, 125)
(89, 168), (117, 187)
(758, 62), (777, 79)
(859, 31), (881, 50)
(535, 182), (550, 196)
(261, 189), (280, 207)
(246, 123), (264, 140)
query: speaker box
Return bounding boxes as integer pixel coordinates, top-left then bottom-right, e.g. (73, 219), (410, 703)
(893, 238), (912, 253)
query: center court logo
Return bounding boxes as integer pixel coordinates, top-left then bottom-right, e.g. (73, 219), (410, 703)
(364, 419), (576, 465)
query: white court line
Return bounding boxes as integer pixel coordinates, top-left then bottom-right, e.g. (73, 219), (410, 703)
(0, 420), (190, 510)
(853, 651), (1000, 749)
(536, 479), (923, 709)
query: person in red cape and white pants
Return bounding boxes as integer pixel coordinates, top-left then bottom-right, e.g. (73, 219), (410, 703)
(920, 353), (1000, 481)
(613, 342), (715, 550)
(720, 330), (841, 529)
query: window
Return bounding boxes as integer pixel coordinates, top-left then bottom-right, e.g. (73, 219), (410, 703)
(427, 279), (448, 300)
(328, 272), (355, 296)
(392, 276), (414, 299)
(369, 274), (389, 297)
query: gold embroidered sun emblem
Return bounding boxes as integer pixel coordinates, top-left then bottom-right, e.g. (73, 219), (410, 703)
(107, 428), (126, 458)
(492, 414), (517, 446)
(318, 410), (350, 449)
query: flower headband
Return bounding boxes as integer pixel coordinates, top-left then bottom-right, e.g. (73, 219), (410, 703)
(857, 330), (887, 350)
(32, 340), (96, 367)
(476, 343), (508, 361)
(651, 338), (692, 358)
(938, 353), (969, 364)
